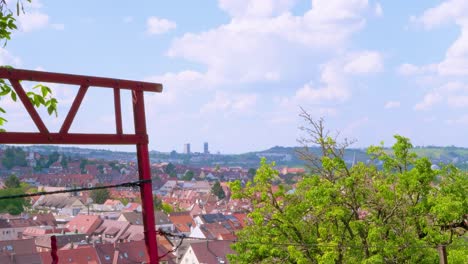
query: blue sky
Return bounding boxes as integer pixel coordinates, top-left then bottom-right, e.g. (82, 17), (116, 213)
(1, 0), (468, 153)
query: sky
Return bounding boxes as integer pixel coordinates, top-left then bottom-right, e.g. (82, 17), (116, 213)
(1, 0), (468, 154)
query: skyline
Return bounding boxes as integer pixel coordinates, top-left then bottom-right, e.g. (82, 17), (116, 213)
(1, 0), (468, 153)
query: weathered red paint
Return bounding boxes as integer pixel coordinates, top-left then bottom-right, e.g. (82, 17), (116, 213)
(0, 68), (162, 264)
(133, 90), (159, 263)
(51, 235), (58, 264)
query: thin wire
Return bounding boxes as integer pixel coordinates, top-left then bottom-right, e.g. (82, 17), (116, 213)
(0, 179), (151, 200)
(157, 230), (468, 250)
(158, 229), (185, 259)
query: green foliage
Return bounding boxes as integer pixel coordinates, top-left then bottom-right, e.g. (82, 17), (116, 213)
(164, 162), (176, 177)
(0, 0), (57, 131)
(181, 170), (194, 181)
(80, 159), (88, 173)
(153, 195), (173, 213)
(4, 174), (20, 188)
(1, 146), (26, 169)
(211, 180), (226, 200)
(90, 187), (110, 204)
(229, 118), (468, 263)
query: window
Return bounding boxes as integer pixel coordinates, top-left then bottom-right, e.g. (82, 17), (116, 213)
(105, 256), (111, 261)
(6, 245), (13, 251)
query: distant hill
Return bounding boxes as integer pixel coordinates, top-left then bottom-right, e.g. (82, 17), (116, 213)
(1, 144), (466, 169)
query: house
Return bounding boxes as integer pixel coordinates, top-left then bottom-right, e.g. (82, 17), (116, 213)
(102, 199), (125, 211)
(0, 238), (41, 264)
(180, 240), (233, 264)
(91, 220), (130, 243)
(65, 215), (102, 235)
(35, 233), (87, 252)
(39, 246), (100, 264)
(169, 211), (195, 235)
(33, 194), (86, 216)
(94, 240), (176, 264)
(0, 215), (56, 241)
(118, 211), (174, 232)
(122, 202), (142, 212)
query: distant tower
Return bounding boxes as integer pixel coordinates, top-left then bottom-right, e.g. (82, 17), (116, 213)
(184, 143), (191, 154)
(204, 142), (209, 154)
(352, 152), (357, 167)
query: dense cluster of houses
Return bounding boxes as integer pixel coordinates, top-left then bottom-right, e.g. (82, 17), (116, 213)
(0, 150), (306, 264)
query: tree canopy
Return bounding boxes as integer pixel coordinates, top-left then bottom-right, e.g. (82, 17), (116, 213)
(211, 181), (226, 200)
(90, 187), (110, 204)
(228, 112), (467, 264)
(0, 0), (57, 131)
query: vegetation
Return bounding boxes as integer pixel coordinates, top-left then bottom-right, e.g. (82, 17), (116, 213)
(211, 181), (226, 200)
(90, 187), (110, 204)
(164, 162), (176, 177)
(228, 112), (467, 264)
(0, 0), (58, 131)
(1, 146), (27, 169)
(0, 175), (28, 215)
(153, 195), (173, 213)
(182, 170), (194, 181)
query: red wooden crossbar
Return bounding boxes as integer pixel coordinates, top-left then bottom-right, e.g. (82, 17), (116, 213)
(0, 68), (162, 263)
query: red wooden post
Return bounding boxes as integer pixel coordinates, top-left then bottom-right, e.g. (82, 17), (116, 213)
(51, 235), (58, 264)
(133, 90), (159, 263)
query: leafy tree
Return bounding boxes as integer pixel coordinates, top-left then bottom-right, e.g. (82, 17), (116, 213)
(182, 170), (194, 181)
(164, 162), (176, 177)
(79, 159), (88, 173)
(46, 151), (60, 167)
(0, 1), (57, 131)
(211, 181), (226, 200)
(1, 146), (27, 169)
(90, 187), (110, 204)
(228, 111), (467, 264)
(60, 155), (68, 169)
(4, 174), (20, 188)
(247, 168), (256, 180)
(154, 195), (173, 213)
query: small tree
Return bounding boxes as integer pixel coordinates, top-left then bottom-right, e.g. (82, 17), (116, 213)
(4, 174), (20, 188)
(90, 187), (110, 204)
(211, 181), (225, 200)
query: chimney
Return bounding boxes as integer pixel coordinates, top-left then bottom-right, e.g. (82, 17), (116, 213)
(112, 244), (120, 264)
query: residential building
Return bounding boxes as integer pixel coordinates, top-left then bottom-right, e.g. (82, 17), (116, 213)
(180, 240), (233, 264)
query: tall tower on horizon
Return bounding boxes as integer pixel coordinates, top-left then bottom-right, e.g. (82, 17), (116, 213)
(204, 142), (209, 154)
(184, 143), (191, 154)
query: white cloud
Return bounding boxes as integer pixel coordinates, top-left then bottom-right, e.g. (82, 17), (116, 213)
(414, 82), (468, 110)
(168, 0), (371, 82)
(414, 0), (468, 29)
(384, 101), (400, 109)
(200, 92), (257, 114)
(17, 12), (49, 32)
(375, 3), (383, 17)
(218, 0), (296, 18)
(0, 48), (21, 66)
(409, 1), (468, 77)
(14, 1), (64, 32)
(344, 51), (384, 74)
(396, 63), (438, 75)
(146, 17), (176, 35)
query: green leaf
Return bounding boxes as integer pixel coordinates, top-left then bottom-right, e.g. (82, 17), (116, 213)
(10, 91), (16, 101)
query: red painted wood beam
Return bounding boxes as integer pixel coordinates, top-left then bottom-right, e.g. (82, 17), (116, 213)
(133, 90), (159, 263)
(0, 133), (148, 145)
(114, 88), (123, 134)
(0, 68), (163, 92)
(9, 79), (49, 134)
(60, 85), (88, 134)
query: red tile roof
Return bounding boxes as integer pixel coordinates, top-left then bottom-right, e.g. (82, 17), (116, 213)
(65, 215), (102, 235)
